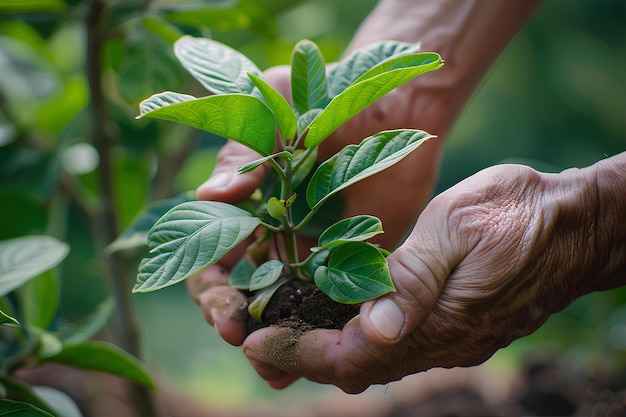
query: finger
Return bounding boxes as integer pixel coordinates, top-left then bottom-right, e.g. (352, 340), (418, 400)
(247, 359), (299, 389)
(359, 200), (459, 346)
(197, 140), (266, 203)
(188, 265), (249, 346)
(243, 319), (391, 393)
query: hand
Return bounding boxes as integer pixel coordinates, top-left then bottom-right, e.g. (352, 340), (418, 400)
(187, 63), (444, 346)
(241, 162), (615, 393)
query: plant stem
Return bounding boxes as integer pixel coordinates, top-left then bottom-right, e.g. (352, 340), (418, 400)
(85, 1), (157, 416)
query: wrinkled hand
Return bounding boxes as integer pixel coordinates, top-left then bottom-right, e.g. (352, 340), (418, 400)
(241, 164), (600, 393)
(187, 64), (443, 347)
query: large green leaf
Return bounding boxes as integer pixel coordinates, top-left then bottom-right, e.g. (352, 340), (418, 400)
(304, 53), (443, 148)
(137, 91), (276, 156)
(134, 201), (261, 292)
(314, 242), (394, 304)
(173, 35), (262, 95)
(328, 40), (421, 96)
(41, 342), (155, 389)
(306, 130), (433, 209)
(316, 215), (383, 251)
(0, 236), (69, 297)
(291, 39), (328, 115)
(248, 73), (297, 141)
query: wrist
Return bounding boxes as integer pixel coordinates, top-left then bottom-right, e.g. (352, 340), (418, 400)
(543, 152), (626, 300)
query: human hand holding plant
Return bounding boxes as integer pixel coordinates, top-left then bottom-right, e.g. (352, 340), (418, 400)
(240, 157), (626, 393)
(134, 36), (443, 337)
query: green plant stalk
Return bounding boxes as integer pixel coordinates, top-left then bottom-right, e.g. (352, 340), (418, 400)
(279, 157), (299, 268)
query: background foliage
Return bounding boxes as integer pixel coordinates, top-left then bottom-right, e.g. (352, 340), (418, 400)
(0, 0), (624, 414)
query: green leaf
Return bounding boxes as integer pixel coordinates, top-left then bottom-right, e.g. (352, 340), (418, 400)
(306, 129), (433, 209)
(314, 242), (394, 304)
(57, 298), (114, 345)
(118, 29), (183, 104)
(30, 327), (63, 358)
(107, 191), (195, 254)
(248, 281), (283, 323)
(229, 258), (255, 289)
(0, 377), (57, 416)
(316, 215), (383, 251)
(291, 147), (318, 190)
(20, 269), (58, 329)
(0, 0), (66, 14)
(297, 108), (322, 136)
(354, 53), (442, 85)
(301, 249), (329, 279)
(304, 53), (443, 148)
(31, 387), (83, 417)
(291, 40), (328, 115)
(249, 260), (284, 291)
(173, 36), (261, 95)
(134, 201), (261, 292)
(0, 399), (54, 417)
(42, 342), (155, 389)
(0, 308), (19, 326)
(328, 40), (421, 96)
(138, 91), (276, 156)
(159, 2), (251, 32)
(236, 151), (292, 174)
(248, 73), (297, 141)
(0, 236), (69, 297)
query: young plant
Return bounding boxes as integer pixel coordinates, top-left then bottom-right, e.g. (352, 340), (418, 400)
(133, 36), (442, 322)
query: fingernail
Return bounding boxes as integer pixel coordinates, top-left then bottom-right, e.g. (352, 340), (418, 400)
(369, 298), (405, 340)
(202, 171), (230, 190)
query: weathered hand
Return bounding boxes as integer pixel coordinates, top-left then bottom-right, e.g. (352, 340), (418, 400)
(241, 162), (617, 393)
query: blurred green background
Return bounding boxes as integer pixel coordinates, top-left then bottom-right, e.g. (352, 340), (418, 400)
(1, 0), (625, 413)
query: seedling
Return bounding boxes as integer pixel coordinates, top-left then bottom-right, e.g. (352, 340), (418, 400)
(133, 36), (442, 322)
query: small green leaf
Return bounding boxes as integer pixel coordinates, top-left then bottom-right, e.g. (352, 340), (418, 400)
(138, 91), (276, 156)
(0, 308), (19, 326)
(306, 129), (433, 209)
(316, 215), (383, 251)
(314, 242), (394, 304)
(0, 236), (69, 297)
(0, 399), (54, 417)
(249, 260), (284, 291)
(297, 108), (322, 136)
(134, 201), (261, 292)
(291, 147), (317, 190)
(236, 151), (292, 174)
(42, 342), (155, 389)
(30, 327), (63, 358)
(291, 40), (328, 115)
(20, 269), (58, 329)
(229, 258), (255, 289)
(305, 52), (443, 148)
(248, 281), (283, 322)
(107, 191), (195, 254)
(57, 298), (114, 345)
(248, 73), (297, 141)
(266, 197), (287, 219)
(328, 40), (421, 96)
(174, 36), (261, 94)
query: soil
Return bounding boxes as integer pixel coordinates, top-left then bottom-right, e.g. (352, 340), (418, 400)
(246, 280), (360, 334)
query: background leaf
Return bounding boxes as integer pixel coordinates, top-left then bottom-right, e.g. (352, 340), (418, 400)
(0, 236), (69, 297)
(41, 342), (155, 389)
(134, 202), (261, 292)
(314, 242), (394, 304)
(304, 53), (443, 148)
(174, 35), (262, 94)
(0, 399), (54, 417)
(20, 269), (59, 329)
(306, 130), (432, 209)
(290, 39), (328, 115)
(138, 92), (276, 156)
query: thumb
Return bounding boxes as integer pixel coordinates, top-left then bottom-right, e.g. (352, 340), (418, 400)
(196, 140), (267, 203)
(359, 206), (456, 345)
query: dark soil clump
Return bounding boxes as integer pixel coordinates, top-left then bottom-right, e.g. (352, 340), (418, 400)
(246, 280), (360, 334)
